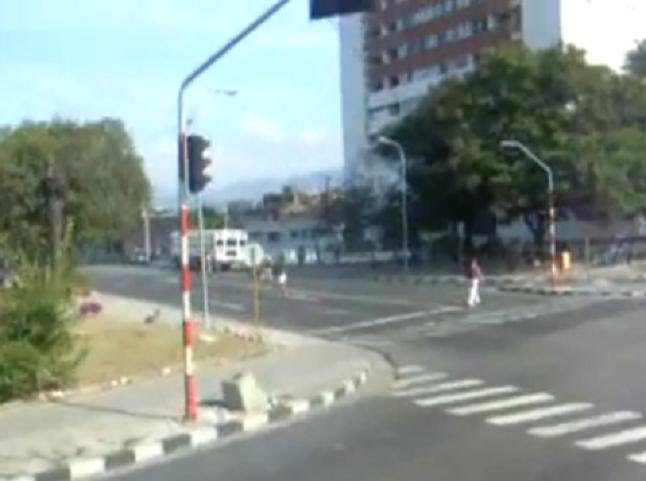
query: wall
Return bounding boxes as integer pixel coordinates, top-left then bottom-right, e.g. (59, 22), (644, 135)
(339, 14), (369, 184)
(521, 0), (562, 50)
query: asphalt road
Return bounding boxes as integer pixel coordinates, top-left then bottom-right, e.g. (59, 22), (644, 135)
(88, 264), (646, 481)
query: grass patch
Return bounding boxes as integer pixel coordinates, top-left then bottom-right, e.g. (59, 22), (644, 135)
(73, 317), (267, 386)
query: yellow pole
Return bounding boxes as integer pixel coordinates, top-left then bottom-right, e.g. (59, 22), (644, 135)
(253, 264), (260, 324)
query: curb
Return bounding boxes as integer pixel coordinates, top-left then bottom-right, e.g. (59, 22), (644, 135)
(497, 284), (646, 298)
(373, 274), (646, 299)
(2, 367), (371, 481)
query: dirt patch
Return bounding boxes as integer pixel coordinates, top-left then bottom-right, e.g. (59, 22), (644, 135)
(73, 316), (267, 386)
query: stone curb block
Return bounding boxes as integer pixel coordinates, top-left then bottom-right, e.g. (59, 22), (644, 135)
(2, 367), (371, 481)
(496, 284), (646, 298)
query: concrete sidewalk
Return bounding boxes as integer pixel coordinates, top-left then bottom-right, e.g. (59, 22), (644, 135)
(0, 295), (385, 479)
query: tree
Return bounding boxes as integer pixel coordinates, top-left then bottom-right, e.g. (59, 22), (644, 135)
(387, 45), (646, 252)
(0, 119), (151, 261)
(189, 206), (225, 229)
(626, 39), (646, 77)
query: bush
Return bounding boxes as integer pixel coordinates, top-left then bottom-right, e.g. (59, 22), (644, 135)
(0, 262), (84, 401)
(0, 341), (42, 402)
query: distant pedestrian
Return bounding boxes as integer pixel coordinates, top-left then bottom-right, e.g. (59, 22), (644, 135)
(277, 266), (288, 298)
(467, 257), (483, 307)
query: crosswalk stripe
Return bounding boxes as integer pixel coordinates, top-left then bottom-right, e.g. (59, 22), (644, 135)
(627, 450), (646, 464)
(528, 411), (642, 438)
(486, 403), (593, 426)
(448, 393), (554, 416)
(414, 386), (518, 408)
(396, 365), (425, 376)
(392, 373), (448, 390)
(575, 426), (646, 450)
(393, 379), (483, 398)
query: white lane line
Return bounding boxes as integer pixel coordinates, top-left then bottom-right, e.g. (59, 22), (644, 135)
(414, 386), (519, 408)
(210, 301), (245, 312)
(392, 373), (448, 390)
(396, 365), (426, 376)
(487, 403), (593, 426)
(575, 426), (646, 450)
(528, 411), (642, 438)
(394, 379), (483, 398)
(448, 393), (554, 416)
(627, 450), (646, 464)
(318, 306), (459, 335)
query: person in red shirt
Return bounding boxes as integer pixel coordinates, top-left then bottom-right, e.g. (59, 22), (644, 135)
(467, 257), (484, 307)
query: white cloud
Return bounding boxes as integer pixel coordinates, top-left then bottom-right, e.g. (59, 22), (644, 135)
(241, 115), (286, 143)
(299, 128), (328, 146)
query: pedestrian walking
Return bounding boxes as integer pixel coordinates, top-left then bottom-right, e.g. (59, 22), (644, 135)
(467, 257), (483, 307)
(277, 265), (288, 298)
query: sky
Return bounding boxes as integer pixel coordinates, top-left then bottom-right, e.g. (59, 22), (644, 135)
(0, 0), (343, 206)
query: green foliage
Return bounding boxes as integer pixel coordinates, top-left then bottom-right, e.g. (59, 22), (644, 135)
(0, 118), (151, 260)
(0, 223), (84, 402)
(189, 206), (225, 229)
(0, 264), (84, 401)
(626, 39), (646, 77)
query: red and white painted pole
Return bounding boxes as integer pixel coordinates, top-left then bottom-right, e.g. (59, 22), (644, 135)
(178, 130), (198, 422)
(176, 0), (294, 422)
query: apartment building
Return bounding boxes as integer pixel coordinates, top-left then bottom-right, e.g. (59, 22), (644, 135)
(340, 0), (646, 183)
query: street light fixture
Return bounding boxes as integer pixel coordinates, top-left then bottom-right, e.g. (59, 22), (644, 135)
(377, 135), (409, 274)
(500, 140), (557, 287)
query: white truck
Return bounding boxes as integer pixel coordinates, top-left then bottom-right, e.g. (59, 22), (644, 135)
(170, 229), (249, 271)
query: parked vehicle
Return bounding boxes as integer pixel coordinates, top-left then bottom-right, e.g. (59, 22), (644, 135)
(170, 229), (249, 271)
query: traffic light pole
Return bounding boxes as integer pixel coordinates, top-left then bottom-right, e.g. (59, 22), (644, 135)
(177, 0), (293, 422)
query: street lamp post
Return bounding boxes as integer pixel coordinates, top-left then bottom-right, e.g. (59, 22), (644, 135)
(177, 0), (292, 422)
(500, 140), (557, 287)
(377, 136), (409, 274)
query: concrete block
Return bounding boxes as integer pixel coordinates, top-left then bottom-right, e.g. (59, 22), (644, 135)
(222, 372), (269, 413)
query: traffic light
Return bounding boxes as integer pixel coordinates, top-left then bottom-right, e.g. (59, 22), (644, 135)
(187, 135), (212, 193)
(310, 0), (374, 19)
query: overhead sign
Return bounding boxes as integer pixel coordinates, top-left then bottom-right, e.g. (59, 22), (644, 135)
(310, 0), (374, 20)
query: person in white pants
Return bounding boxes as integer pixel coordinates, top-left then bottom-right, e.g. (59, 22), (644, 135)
(467, 258), (483, 307)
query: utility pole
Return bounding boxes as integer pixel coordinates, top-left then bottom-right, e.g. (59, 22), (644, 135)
(45, 159), (66, 264)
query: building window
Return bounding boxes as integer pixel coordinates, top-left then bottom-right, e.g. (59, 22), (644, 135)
(268, 232), (281, 243)
(425, 34), (438, 50)
(388, 103), (401, 116)
(389, 76), (400, 88)
(290, 230), (299, 239)
(444, 0), (455, 14)
(398, 44), (408, 58)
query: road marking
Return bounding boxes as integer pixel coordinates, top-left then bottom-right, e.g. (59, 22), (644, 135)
(575, 426), (646, 450)
(627, 450), (646, 464)
(316, 306), (459, 335)
(393, 379), (483, 398)
(487, 403), (593, 426)
(286, 291), (319, 302)
(392, 372), (448, 390)
(448, 393), (554, 416)
(210, 301), (245, 312)
(528, 411), (642, 438)
(414, 386), (518, 408)
(396, 365), (426, 376)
